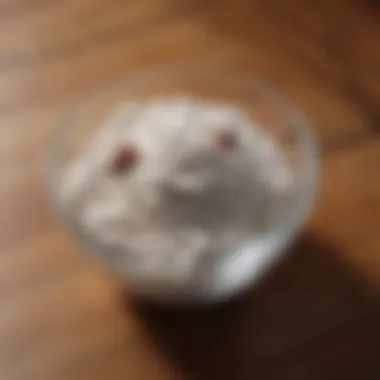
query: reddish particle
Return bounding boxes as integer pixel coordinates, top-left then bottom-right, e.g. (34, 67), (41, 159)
(111, 145), (139, 174)
(216, 130), (237, 151)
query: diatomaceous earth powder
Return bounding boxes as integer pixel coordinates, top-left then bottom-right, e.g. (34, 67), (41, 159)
(59, 99), (294, 299)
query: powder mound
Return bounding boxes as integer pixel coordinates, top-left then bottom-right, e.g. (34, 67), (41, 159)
(59, 99), (293, 290)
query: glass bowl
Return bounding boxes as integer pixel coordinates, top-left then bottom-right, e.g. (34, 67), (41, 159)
(47, 66), (319, 304)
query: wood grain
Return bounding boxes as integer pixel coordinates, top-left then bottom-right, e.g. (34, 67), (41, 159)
(0, 1), (379, 379)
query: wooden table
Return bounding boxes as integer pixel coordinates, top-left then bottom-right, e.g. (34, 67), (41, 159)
(1, 1), (379, 379)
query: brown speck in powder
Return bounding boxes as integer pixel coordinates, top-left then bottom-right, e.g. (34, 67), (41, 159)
(111, 145), (139, 174)
(216, 130), (237, 151)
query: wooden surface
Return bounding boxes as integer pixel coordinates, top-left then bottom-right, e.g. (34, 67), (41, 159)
(1, 0), (380, 379)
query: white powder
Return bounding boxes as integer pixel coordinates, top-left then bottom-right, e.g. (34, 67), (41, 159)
(59, 99), (293, 300)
